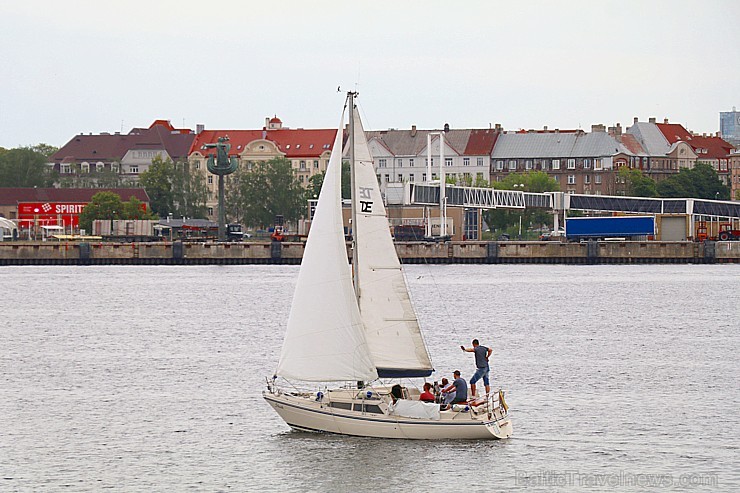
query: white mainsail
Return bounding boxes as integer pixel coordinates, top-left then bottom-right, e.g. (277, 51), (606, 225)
(276, 107), (377, 382)
(350, 107), (434, 377)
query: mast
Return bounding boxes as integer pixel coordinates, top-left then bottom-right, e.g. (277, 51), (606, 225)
(348, 91), (360, 300)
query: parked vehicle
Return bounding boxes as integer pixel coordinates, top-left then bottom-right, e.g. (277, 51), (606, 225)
(565, 216), (654, 241)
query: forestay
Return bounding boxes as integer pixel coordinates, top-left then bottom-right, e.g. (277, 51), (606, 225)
(276, 107), (377, 382)
(350, 107), (434, 378)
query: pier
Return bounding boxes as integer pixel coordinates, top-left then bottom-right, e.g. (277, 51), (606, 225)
(1, 240), (739, 265)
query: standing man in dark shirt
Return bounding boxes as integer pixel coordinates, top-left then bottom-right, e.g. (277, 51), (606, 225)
(461, 339), (492, 397)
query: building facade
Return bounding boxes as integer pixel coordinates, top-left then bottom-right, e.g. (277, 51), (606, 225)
(720, 108), (740, 147)
(490, 126), (634, 194)
(50, 120), (195, 185)
(730, 150), (740, 200)
(365, 125), (498, 195)
(187, 117), (337, 218)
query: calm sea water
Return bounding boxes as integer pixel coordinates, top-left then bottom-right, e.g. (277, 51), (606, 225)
(1, 264), (738, 492)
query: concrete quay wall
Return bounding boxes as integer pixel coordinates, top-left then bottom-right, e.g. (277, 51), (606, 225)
(0, 240), (738, 265)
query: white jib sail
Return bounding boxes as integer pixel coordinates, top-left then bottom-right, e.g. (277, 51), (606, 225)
(351, 107), (434, 376)
(276, 107), (377, 382)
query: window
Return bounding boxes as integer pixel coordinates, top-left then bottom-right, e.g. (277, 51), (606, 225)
(567, 159), (576, 169)
(541, 160), (549, 170)
(314, 160), (319, 169)
(81, 162), (90, 173)
(508, 160), (517, 170)
(111, 163), (119, 173)
(207, 176), (213, 184)
(398, 174), (403, 182)
(477, 157), (484, 166)
(376, 174), (381, 184)
(409, 158), (414, 167)
(463, 158), (470, 166)
(583, 159), (591, 169)
(130, 165), (139, 174)
(422, 173), (427, 181)
(299, 175), (304, 183)
(553, 175), (559, 182)
(463, 172), (471, 181)
(595, 175), (602, 184)
(476, 172), (484, 181)
(384, 174), (390, 183)
(567, 175), (576, 185)
(194, 161), (201, 170)
(409, 174), (415, 182)
(552, 159), (561, 170)
(525, 160), (532, 170)
(60, 164), (70, 174)
(432, 173), (438, 180)
(496, 160), (504, 170)
(379, 159), (387, 168)
(445, 158), (452, 167)
(208, 207), (214, 216)
(397, 159), (403, 168)
(595, 159), (603, 170)
(585, 175), (591, 184)
(300, 161), (306, 170)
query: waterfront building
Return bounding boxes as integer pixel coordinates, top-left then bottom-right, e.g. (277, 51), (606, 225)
(490, 125), (633, 195)
(0, 187), (150, 237)
(187, 117), (337, 219)
(653, 121), (734, 185)
(730, 150), (740, 200)
(625, 118), (698, 182)
(365, 125), (498, 195)
(50, 120), (195, 185)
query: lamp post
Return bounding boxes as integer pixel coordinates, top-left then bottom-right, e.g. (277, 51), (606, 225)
(513, 183), (525, 238)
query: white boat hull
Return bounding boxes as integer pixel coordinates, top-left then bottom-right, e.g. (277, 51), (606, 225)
(263, 391), (512, 440)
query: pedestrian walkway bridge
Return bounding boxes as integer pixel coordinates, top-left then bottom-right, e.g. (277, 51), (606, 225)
(408, 184), (740, 219)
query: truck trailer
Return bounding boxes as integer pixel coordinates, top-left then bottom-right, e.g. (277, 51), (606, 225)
(565, 216), (655, 241)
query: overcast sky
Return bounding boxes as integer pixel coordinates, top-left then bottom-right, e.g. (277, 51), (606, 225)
(1, 0), (739, 149)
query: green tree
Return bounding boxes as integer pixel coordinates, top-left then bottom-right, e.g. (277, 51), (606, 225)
(0, 148), (54, 187)
(78, 192), (124, 232)
(140, 156), (208, 218)
(229, 157), (306, 228)
(121, 196), (157, 220)
(657, 162), (729, 199)
(24, 143), (59, 159)
(618, 167), (657, 197)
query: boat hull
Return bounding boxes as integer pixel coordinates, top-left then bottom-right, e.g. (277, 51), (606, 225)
(263, 392), (512, 440)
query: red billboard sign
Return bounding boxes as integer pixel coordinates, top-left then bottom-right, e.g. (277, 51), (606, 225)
(17, 202), (88, 227)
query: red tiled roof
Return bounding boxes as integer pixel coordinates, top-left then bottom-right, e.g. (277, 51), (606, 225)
(189, 128), (338, 159)
(463, 129), (499, 155)
(656, 123), (734, 159)
(620, 134), (646, 155)
(269, 117), (282, 124)
(655, 123), (692, 143)
(0, 188), (150, 206)
(50, 121), (195, 164)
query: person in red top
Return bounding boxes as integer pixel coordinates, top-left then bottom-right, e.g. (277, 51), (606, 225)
(419, 382), (435, 402)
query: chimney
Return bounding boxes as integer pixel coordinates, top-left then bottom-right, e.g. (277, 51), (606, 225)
(443, 123), (450, 133)
(633, 117), (639, 124)
(664, 118), (669, 124)
(495, 123), (502, 132)
(265, 117), (270, 128)
(196, 124), (205, 135)
(411, 125), (417, 137)
(649, 117), (656, 123)
(543, 125), (548, 131)
(262, 127), (267, 139)
(591, 124), (606, 133)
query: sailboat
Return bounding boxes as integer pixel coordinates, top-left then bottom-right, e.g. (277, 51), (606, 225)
(263, 93), (512, 439)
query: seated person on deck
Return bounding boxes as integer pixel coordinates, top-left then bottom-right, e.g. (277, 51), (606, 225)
(390, 384), (404, 403)
(441, 371), (468, 409)
(419, 382), (435, 402)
